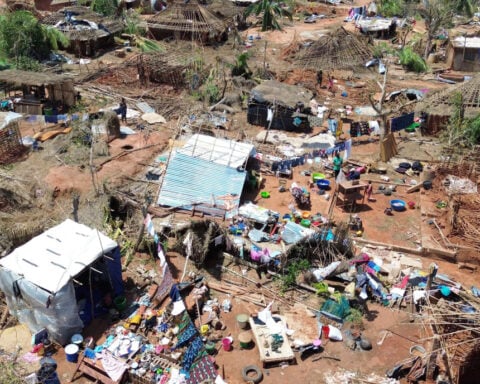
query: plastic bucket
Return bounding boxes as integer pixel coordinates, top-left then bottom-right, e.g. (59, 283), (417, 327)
(65, 344), (79, 363)
(200, 324), (209, 335)
(71, 334), (83, 347)
(236, 314), (249, 329)
(238, 331), (252, 349)
(222, 338), (232, 351)
(301, 219), (311, 228)
(205, 341), (216, 355)
(114, 296), (127, 311)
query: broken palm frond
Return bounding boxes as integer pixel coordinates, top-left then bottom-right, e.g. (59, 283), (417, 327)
(136, 37), (165, 53)
(295, 27), (373, 71)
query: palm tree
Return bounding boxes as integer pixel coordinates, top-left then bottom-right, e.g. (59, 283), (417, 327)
(244, 0), (292, 32)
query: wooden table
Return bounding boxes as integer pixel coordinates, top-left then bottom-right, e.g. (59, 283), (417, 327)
(336, 181), (368, 212)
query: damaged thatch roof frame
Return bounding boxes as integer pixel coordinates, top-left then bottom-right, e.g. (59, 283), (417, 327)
(415, 74), (480, 119)
(41, 6), (124, 55)
(296, 27), (373, 71)
(0, 70), (73, 87)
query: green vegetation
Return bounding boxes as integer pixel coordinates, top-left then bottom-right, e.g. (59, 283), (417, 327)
(91, 0), (118, 16)
(123, 10), (146, 36)
(345, 307), (364, 327)
(442, 92), (480, 148)
(231, 52), (252, 78)
(397, 46), (428, 72)
(136, 37), (164, 53)
(378, 0), (405, 17)
(0, 11), (69, 69)
(245, 0), (293, 31)
(278, 259), (310, 293)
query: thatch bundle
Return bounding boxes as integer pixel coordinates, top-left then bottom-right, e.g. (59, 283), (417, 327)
(295, 27), (373, 72)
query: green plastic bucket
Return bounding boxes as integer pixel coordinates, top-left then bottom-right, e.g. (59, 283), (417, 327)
(114, 296), (127, 311)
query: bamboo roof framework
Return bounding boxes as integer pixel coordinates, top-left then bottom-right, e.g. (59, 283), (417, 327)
(147, 0), (228, 44)
(137, 45), (203, 88)
(295, 27), (374, 72)
(415, 74), (480, 119)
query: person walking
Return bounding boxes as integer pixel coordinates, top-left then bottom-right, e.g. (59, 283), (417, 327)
(333, 152), (343, 179)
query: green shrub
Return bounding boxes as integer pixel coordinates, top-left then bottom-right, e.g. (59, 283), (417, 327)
(378, 0), (405, 17)
(398, 47), (427, 72)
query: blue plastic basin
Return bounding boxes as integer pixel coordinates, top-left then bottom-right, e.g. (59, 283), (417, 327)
(316, 179), (331, 190)
(390, 199), (406, 212)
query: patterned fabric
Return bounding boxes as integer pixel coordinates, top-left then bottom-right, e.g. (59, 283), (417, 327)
(175, 323), (198, 349)
(181, 336), (204, 374)
(186, 355), (218, 384)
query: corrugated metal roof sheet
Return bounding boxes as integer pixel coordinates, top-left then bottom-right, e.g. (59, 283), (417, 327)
(178, 134), (254, 168)
(452, 36), (480, 49)
(157, 152), (247, 210)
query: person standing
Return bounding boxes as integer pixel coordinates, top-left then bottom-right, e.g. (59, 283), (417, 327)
(366, 181), (375, 202)
(333, 152), (343, 179)
(119, 98), (127, 123)
(327, 74), (334, 94)
(316, 70), (323, 88)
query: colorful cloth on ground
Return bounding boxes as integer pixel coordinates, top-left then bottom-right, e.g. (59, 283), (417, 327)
(186, 355), (218, 384)
(181, 336), (205, 375)
(175, 322), (198, 348)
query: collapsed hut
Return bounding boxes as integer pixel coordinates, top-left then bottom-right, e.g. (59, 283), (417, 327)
(41, 6), (124, 57)
(0, 112), (25, 165)
(425, 293), (480, 384)
(247, 80), (314, 132)
(0, 70), (75, 115)
(415, 74), (480, 135)
(137, 47), (201, 88)
(146, 0), (228, 44)
(200, 0), (244, 27)
(295, 27), (373, 73)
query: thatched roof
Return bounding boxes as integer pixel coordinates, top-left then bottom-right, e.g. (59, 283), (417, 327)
(295, 27), (373, 71)
(41, 6), (124, 42)
(201, 0), (242, 22)
(250, 80), (314, 109)
(147, 0), (227, 35)
(0, 70), (73, 87)
(415, 74), (480, 118)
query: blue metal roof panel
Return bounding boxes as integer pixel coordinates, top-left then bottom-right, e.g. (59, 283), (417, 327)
(157, 152), (247, 210)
